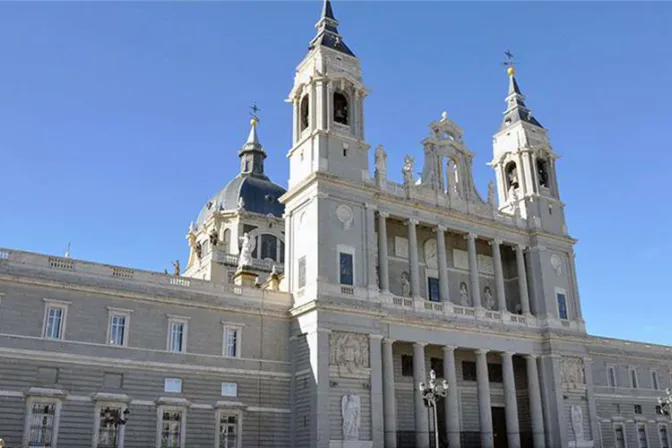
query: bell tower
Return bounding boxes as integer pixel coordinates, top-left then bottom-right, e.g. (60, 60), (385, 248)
(491, 63), (567, 235)
(286, 0), (370, 188)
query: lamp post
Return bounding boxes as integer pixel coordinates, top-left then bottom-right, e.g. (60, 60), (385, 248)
(419, 369), (449, 448)
(100, 407), (130, 448)
(658, 388), (672, 420)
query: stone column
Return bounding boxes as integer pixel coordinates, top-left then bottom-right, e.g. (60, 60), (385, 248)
(466, 232), (482, 308)
(413, 342), (430, 448)
(353, 89), (360, 138)
(365, 204), (378, 292)
(476, 349), (493, 448)
(515, 245), (531, 314)
(382, 338), (397, 448)
(526, 355), (545, 448)
(491, 239), (507, 312)
(436, 225), (450, 302)
(326, 82), (333, 132)
(408, 218), (421, 298)
(292, 97), (299, 143)
(370, 335), (384, 447)
(443, 346), (461, 448)
(501, 352), (521, 448)
(378, 212), (390, 293)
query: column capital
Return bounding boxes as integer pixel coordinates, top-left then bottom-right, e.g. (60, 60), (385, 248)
(378, 211), (389, 219)
(475, 348), (489, 355)
(412, 341), (428, 348)
(463, 232), (477, 240)
(488, 238), (503, 246)
(382, 337), (396, 345)
(442, 345), (457, 352)
(365, 203), (378, 211)
(435, 224), (447, 232)
(523, 354), (539, 360)
(408, 217), (419, 226)
(369, 334), (384, 341)
(516, 244), (528, 252)
(501, 351), (515, 358)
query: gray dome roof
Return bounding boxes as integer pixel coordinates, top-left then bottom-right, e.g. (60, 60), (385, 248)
(196, 174), (286, 226)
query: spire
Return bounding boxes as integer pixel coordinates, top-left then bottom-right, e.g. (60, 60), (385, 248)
(309, 0), (355, 57)
(500, 62), (543, 130)
(238, 104), (267, 178)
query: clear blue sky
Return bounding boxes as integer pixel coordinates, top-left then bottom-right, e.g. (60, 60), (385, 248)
(1, 1), (670, 345)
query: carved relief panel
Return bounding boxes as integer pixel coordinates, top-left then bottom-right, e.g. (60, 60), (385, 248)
(330, 332), (370, 377)
(561, 356), (586, 390)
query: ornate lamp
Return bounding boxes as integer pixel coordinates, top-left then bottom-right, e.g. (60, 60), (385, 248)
(419, 369), (449, 448)
(658, 388), (672, 420)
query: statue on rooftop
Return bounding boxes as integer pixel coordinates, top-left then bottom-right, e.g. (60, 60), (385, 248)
(171, 260), (180, 276)
(374, 144), (387, 182)
(238, 233), (252, 269)
(402, 155), (414, 187)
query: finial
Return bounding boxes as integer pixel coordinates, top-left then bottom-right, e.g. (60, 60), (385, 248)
(503, 50), (517, 76)
(249, 103), (261, 127)
(441, 111), (448, 121)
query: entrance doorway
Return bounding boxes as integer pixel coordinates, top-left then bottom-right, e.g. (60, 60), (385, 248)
(492, 406), (508, 448)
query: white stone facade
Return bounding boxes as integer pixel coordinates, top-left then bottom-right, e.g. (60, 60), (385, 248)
(0, 2), (671, 448)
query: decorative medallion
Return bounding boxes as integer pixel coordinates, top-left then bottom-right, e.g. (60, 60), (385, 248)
(550, 254), (562, 276)
(336, 205), (354, 230)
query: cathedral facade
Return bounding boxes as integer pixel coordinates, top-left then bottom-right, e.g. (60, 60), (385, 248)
(0, 2), (670, 448)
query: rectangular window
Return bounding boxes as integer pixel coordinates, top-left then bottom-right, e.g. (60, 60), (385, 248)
(167, 318), (188, 353)
(462, 361), (477, 381)
(217, 412), (239, 448)
(638, 424), (649, 448)
(556, 292), (568, 320)
(164, 378), (182, 393)
(401, 354), (413, 377)
(298, 256), (306, 289)
(653, 371), (660, 390)
(44, 305), (67, 340)
(223, 327), (240, 358)
(339, 252), (354, 286)
(221, 382), (238, 397)
(108, 313), (128, 346)
(161, 410), (183, 448)
(488, 363), (503, 383)
(608, 366), (617, 388)
(660, 426), (669, 448)
(97, 406), (123, 448)
(430, 357), (443, 375)
(427, 277), (440, 302)
(615, 425), (626, 448)
(28, 402), (56, 447)
(635, 404), (643, 414)
(260, 234), (278, 261)
(631, 367), (639, 389)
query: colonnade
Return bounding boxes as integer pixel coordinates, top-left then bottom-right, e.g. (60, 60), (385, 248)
(377, 212), (531, 314)
(380, 339), (546, 448)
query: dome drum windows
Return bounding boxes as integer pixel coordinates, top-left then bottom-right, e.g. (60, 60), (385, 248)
(300, 95), (310, 132)
(333, 91), (349, 126)
(505, 161), (519, 190)
(536, 158), (550, 189)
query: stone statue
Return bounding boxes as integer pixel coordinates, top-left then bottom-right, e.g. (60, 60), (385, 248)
(487, 181), (495, 205)
(511, 187), (520, 216)
(171, 260), (180, 276)
(459, 282), (470, 306)
(374, 144), (387, 181)
(484, 286), (495, 310)
(238, 233), (252, 269)
(237, 196), (245, 211)
(402, 155), (414, 187)
(195, 242), (202, 259)
(570, 405), (584, 441)
(209, 228), (219, 246)
(341, 394), (361, 441)
(401, 271), (411, 297)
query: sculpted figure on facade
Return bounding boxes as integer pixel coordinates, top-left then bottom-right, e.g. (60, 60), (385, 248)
(341, 394), (361, 441)
(238, 233), (252, 269)
(400, 271), (411, 297)
(330, 332), (369, 374)
(237, 196), (245, 211)
(570, 405), (584, 441)
(402, 155), (414, 187)
(374, 144), (387, 183)
(483, 286), (495, 310)
(561, 357), (586, 389)
(459, 282), (470, 306)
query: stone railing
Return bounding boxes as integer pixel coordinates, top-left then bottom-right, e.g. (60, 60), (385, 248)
(0, 248), (290, 305)
(213, 252), (284, 273)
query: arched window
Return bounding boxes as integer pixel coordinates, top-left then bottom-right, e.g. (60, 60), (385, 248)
(537, 158), (549, 188)
(260, 234), (278, 261)
(333, 91), (349, 125)
(505, 161), (519, 190)
(300, 95), (310, 131)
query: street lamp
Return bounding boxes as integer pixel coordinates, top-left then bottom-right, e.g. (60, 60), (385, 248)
(658, 388), (672, 420)
(100, 407), (131, 448)
(419, 369), (449, 448)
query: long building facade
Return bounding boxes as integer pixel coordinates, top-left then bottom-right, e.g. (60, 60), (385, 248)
(1, 2), (671, 448)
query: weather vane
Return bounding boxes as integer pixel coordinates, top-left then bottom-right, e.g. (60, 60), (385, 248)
(502, 50), (518, 75)
(249, 103), (261, 123)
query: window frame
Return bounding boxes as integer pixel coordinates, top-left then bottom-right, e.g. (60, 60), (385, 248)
(156, 405), (187, 448)
(401, 354), (413, 377)
(630, 366), (639, 389)
(107, 307), (132, 347)
(297, 255), (306, 289)
(614, 423), (628, 448)
(214, 408), (243, 448)
(222, 323), (242, 359)
(652, 370), (660, 390)
(220, 382), (238, 398)
(42, 299), (70, 340)
(166, 316), (190, 353)
(337, 245), (356, 286)
(92, 398), (130, 448)
(607, 364), (618, 388)
(22, 391), (64, 448)
(659, 424), (670, 448)
(164, 378), (183, 394)
(555, 287), (569, 320)
(637, 423), (649, 448)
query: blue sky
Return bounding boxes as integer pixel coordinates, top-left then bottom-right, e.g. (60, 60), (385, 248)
(1, 1), (670, 345)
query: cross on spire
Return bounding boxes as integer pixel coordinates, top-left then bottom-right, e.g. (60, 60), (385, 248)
(502, 50), (519, 76)
(249, 103), (261, 123)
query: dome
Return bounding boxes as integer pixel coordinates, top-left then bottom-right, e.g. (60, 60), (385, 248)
(196, 174), (286, 226)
